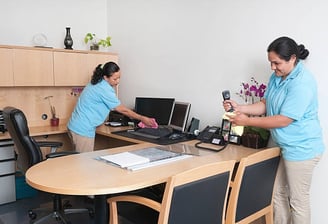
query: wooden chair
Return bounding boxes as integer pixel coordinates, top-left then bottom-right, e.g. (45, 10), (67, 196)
(107, 160), (236, 224)
(225, 147), (281, 224)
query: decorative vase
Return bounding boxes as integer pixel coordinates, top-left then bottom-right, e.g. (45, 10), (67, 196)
(64, 27), (73, 50)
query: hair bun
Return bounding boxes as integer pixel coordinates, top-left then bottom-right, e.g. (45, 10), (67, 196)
(298, 44), (309, 59)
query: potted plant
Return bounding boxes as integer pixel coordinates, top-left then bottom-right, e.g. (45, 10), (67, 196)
(84, 33), (112, 50)
(241, 126), (270, 149)
(44, 96), (59, 126)
(236, 77), (269, 149)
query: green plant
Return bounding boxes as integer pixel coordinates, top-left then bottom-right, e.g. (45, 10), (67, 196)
(243, 126), (270, 141)
(84, 33), (112, 48)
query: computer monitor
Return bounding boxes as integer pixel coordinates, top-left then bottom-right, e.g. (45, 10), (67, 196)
(134, 97), (175, 125)
(169, 101), (191, 132)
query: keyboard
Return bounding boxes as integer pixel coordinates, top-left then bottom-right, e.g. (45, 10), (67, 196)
(129, 127), (173, 139)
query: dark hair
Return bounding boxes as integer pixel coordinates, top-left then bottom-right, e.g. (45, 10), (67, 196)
(267, 36), (309, 63)
(91, 61), (120, 85)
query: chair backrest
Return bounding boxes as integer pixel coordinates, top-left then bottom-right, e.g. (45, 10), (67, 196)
(3, 106), (43, 173)
(225, 147), (281, 224)
(158, 160), (235, 224)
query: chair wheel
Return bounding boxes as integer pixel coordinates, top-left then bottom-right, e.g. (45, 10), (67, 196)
(28, 210), (37, 220)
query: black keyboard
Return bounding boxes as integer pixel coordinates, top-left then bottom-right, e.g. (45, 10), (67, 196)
(129, 127), (172, 139)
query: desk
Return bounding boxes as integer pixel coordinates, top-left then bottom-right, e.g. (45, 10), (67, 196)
(26, 140), (261, 224)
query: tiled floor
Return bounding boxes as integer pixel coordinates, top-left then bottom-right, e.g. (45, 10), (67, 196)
(0, 191), (95, 224)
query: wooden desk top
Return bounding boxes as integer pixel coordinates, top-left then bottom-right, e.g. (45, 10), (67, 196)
(26, 141), (262, 196)
(0, 123), (134, 140)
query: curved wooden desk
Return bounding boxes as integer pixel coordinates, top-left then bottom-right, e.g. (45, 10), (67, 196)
(26, 141), (261, 224)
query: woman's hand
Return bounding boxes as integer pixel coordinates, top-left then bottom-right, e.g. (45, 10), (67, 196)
(223, 100), (238, 112)
(140, 116), (158, 128)
(225, 111), (249, 126)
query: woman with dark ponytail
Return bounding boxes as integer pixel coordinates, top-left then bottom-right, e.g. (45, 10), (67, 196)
(67, 61), (157, 153)
(223, 37), (324, 224)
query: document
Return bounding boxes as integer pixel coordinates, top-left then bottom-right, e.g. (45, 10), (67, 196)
(99, 147), (192, 171)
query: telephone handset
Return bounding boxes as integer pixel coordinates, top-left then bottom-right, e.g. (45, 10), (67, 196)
(197, 126), (225, 146)
(222, 90), (234, 112)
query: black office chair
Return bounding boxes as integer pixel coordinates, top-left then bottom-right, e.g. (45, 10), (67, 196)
(3, 106), (93, 224)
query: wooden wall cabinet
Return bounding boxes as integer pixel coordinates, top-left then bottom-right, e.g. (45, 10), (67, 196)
(0, 48), (14, 86)
(0, 45), (118, 87)
(13, 48), (54, 86)
(54, 51), (119, 86)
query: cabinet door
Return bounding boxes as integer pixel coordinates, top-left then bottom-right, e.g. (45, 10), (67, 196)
(54, 51), (119, 86)
(86, 53), (119, 77)
(13, 49), (54, 86)
(53, 51), (89, 86)
(0, 48), (14, 86)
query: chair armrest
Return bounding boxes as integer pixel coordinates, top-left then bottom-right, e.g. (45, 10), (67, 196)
(46, 151), (79, 159)
(107, 195), (161, 224)
(37, 141), (63, 148)
(36, 141), (63, 153)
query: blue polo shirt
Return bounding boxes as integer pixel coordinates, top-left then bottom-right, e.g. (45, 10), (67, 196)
(264, 62), (324, 161)
(68, 80), (120, 138)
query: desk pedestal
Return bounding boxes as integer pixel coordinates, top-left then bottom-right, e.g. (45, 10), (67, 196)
(95, 195), (108, 224)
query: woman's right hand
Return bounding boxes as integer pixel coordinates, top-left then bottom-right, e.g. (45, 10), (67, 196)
(140, 116), (158, 128)
(223, 99), (238, 112)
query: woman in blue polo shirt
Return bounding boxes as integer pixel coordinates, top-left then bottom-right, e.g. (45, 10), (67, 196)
(223, 36), (324, 224)
(68, 61), (157, 153)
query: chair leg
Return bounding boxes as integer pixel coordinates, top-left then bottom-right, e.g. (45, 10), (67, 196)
(32, 211), (69, 224)
(29, 194), (93, 223)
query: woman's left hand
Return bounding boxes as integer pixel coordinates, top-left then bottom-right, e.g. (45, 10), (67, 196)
(226, 112), (249, 126)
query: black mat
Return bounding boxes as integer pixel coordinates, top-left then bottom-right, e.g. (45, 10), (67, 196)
(112, 130), (193, 145)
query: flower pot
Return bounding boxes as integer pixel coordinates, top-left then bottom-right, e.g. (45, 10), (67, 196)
(241, 133), (269, 149)
(50, 117), (59, 127)
(90, 44), (99, 51)
(241, 126), (270, 149)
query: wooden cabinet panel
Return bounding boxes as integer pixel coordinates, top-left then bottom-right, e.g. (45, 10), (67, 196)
(0, 48), (14, 86)
(13, 49), (54, 86)
(54, 51), (119, 86)
(53, 51), (88, 86)
(86, 53), (119, 77)
(0, 45), (118, 87)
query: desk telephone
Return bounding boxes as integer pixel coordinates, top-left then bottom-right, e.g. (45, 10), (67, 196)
(196, 90), (234, 147)
(197, 126), (224, 145)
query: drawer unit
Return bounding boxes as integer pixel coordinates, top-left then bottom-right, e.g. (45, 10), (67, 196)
(0, 140), (16, 204)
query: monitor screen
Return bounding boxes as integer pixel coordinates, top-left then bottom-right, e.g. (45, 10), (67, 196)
(169, 101), (191, 132)
(134, 97), (175, 125)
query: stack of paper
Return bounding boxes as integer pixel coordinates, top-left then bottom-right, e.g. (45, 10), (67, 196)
(99, 147), (192, 171)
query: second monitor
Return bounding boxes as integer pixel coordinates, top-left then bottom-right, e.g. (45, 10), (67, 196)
(169, 101), (191, 132)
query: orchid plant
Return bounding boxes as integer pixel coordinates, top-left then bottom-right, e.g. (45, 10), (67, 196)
(236, 77), (270, 147)
(236, 77), (267, 104)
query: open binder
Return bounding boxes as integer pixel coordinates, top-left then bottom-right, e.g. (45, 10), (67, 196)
(99, 146), (192, 171)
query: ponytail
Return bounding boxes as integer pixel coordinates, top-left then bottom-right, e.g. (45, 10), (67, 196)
(90, 62), (120, 85)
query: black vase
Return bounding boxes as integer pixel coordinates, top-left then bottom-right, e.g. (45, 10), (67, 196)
(64, 27), (73, 49)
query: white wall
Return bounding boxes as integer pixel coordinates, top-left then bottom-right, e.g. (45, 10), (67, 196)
(0, 0), (108, 50)
(1, 0), (327, 222)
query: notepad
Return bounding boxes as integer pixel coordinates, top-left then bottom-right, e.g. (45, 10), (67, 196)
(99, 147), (192, 170)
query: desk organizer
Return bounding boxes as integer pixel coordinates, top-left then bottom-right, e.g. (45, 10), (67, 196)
(0, 140), (16, 204)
